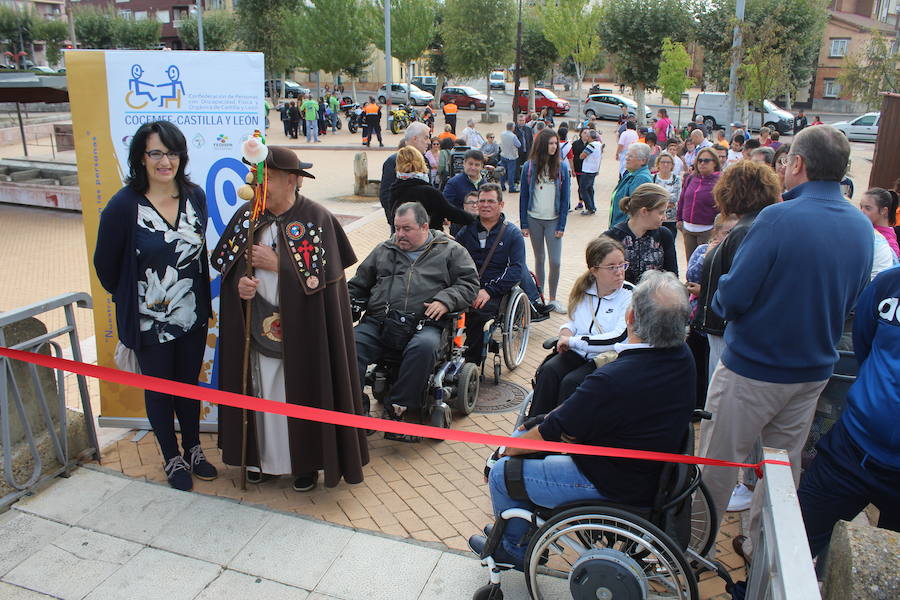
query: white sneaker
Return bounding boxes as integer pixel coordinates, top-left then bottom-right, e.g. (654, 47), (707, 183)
(727, 483), (753, 512)
(548, 301), (567, 314)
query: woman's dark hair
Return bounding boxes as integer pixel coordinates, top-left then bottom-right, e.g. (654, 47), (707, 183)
(713, 160), (780, 216)
(439, 137), (455, 150)
(557, 125), (568, 141)
(529, 128), (560, 181)
(864, 187), (899, 226)
(126, 120), (192, 196)
(645, 131), (657, 145)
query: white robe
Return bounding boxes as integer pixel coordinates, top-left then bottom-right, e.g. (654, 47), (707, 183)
(248, 223), (292, 475)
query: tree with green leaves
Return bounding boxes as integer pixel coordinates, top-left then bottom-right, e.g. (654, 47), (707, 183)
(520, 15), (558, 114)
(177, 11), (236, 51)
(598, 0), (694, 125)
(73, 7), (115, 49)
(343, 59), (371, 103)
(656, 37), (694, 126)
(33, 19), (69, 67)
(236, 0), (301, 85)
(111, 17), (160, 50)
(739, 14), (794, 126)
(0, 5), (34, 62)
(839, 33), (899, 110)
(371, 0), (435, 104)
(289, 0), (375, 99)
(442, 0), (515, 117)
(425, 4), (452, 103)
(541, 0), (602, 119)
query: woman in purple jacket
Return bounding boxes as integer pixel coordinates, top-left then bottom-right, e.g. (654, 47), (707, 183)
(677, 147), (721, 259)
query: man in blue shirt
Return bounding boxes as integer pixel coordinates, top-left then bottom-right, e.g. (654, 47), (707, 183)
(699, 125), (874, 553)
(469, 271), (695, 569)
(798, 266), (900, 561)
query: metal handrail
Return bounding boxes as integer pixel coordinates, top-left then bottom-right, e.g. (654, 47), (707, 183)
(1, 292), (99, 509)
(746, 447), (822, 600)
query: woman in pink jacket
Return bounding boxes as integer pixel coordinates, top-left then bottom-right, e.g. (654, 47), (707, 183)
(677, 147), (721, 259)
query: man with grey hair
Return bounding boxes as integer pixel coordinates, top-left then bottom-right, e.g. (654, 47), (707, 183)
(609, 142), (654, 227)
(470, 269), (696, 569)
(349, 201), (478, 438)
(379, 122), (432, 231)
(700, 124), (873, 559)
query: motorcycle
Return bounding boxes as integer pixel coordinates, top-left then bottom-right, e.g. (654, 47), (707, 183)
(389, 103), (415, 134)
(345, 104), (363, 134)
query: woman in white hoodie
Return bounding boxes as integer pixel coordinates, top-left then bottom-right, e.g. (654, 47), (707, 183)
(528, 236), (633, 416)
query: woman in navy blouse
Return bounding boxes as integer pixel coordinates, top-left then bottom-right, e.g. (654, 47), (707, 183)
(94, 121), (215, 491)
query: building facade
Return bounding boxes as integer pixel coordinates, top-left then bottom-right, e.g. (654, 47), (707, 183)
(810, 2), (898, 111)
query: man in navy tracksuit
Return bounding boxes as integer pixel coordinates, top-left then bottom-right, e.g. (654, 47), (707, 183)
(455, 182), (525, 365)
(699, 125), (874, 551)
(798, 265), (900, 561)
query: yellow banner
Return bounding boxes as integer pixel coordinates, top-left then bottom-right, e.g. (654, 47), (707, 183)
(67, 50), (143, 421)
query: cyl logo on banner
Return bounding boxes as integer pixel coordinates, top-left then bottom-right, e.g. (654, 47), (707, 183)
(67, 49), (265, 430)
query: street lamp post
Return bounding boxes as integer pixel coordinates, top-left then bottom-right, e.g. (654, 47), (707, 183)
(726, 0), (746, 128)
(196, 0), (205, 51)
(385, 0), (392, 133)
(512, 0), (522, 118)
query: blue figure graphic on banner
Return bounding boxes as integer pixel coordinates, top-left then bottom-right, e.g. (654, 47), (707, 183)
(126, 64), (156, 108)
(157, 65), (185, 108)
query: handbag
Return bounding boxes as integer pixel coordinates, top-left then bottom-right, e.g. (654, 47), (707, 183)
(114, 341), (141, 374)
(378, 259), (422, 352)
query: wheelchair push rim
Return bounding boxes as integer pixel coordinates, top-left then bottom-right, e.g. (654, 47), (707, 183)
(524, 506), (698, 600)
(502, 291), (531, 371)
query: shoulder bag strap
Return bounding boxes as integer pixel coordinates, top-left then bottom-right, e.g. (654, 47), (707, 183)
(478, 222), (508, 280)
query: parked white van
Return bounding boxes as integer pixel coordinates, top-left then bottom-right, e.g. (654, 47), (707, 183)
(693, 92), (794, 134)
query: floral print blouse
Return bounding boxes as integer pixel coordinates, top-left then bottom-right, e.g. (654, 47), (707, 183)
(135, 196), (208, 345)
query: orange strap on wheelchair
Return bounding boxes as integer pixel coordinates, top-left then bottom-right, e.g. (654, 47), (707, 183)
(0, 346), (791, 478)
(453, 313), (466, 347)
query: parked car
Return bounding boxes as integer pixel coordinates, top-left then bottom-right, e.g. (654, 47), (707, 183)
(583, 93), (652, 120)
(489, 71), (506, 90)
(410, 75), (440, 94)
(264, 79), (308, 99)
(693, 92), (794, 134)
(377, 83), (433, 106)
(30, 66), (57, 75)
(831, 112), (880, 142)
(515, 88), (570, 115)
(441, 85), (496, 110)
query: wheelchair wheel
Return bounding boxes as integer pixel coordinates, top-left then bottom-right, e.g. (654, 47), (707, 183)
(524, 506), (698, 600)
(472, 583), (503, 600)
(689, 481), (716, 558)
(454, 362), (480, 415)
(502, 290), (531, 371)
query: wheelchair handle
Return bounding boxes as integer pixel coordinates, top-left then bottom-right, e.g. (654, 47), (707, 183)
(693, 409), (712, 421)
(542, 337), (559, 350)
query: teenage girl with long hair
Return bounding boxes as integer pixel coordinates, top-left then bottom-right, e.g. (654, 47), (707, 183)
(518, 128), (571, 313)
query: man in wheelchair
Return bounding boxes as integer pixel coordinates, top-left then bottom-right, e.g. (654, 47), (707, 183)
(348, 202), (479, 431)
(454, 182), (527, 365)
(471, 271), (696, 570)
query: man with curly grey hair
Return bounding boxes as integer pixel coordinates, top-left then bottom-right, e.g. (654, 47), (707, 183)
(472, 270), (695, 570)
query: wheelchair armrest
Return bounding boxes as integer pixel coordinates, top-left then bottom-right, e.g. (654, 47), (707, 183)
(542, 337), (558, 350)
(692, 409), (712, 421)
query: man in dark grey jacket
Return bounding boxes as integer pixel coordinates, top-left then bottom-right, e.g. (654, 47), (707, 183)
(349, 202), (479, 423)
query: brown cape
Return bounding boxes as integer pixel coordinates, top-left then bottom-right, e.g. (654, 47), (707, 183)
(212, 194), (369, 487)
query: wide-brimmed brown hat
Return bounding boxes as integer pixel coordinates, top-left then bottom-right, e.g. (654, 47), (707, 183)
(243, 145), (315, 179)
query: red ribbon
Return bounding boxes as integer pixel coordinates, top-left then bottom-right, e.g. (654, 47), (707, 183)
(0, 347), (790, 477)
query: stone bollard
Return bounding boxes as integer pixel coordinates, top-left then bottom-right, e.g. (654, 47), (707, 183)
(822, 520), (899, 600)
(353, 152), (369, 196)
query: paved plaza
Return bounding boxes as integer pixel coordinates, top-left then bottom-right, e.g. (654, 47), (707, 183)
(1, 105), (877, 598)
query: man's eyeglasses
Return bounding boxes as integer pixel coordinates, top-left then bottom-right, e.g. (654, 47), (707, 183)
(477, 198), (499, 204)
(145, 150), (181, 161)
(594, 262), (629, 272)
(464, 199), (478, 206)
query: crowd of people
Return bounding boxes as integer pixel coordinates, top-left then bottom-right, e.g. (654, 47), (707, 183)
(95, 99), (898, 586)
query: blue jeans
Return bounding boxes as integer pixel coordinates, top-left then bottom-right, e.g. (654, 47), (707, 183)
(329, 112), (338, 132)
(520, 271), (540, 304)
(798, 418), (900, 560)
(501, 157), (518, 191)
(489, 454), (606, 561)
(306, 119), (318, 142)
(578, 172), (597, 212)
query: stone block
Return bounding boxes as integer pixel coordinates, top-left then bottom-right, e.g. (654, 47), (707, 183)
(0, 582), (55, 598)
(14, 467), (129, 524)
(195, 570), (309, 600)
(315, 532), (441, 600)
(8, 169), (40, 182)
(0, 512), (68, 577)
(823, 520), (900, 600)
(480, 113), (500, 123)
(82, 547), (220, 600)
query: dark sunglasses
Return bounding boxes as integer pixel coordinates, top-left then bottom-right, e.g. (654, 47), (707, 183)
(696, 157), (716, 164)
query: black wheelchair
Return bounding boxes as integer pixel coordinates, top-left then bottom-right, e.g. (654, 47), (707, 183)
(474, 285), (533, 385)
(364, 312), (481, 435)
(476, 394), (729, 599)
